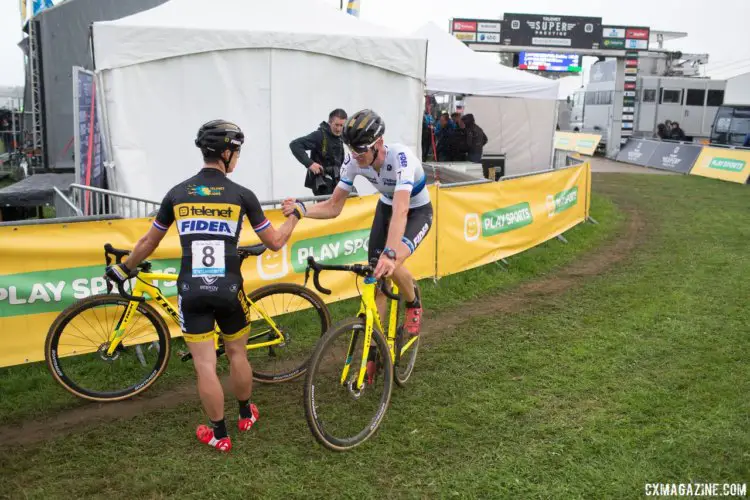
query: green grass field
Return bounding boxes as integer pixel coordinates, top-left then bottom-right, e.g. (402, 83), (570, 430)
(1, 173), (748, 499)
(0, 193), (620, 427)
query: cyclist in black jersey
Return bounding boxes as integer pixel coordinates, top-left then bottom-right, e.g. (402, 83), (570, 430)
(105, 120), (302, 452)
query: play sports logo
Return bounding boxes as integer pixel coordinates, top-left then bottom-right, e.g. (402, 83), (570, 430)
(0, 260), (179, 318)
(257, 245), (289, 280)
(546, 187), (578, 217)
(290, 229), (370, 273)
(464, 202), (534, 241)
(708, 157), (746, 172)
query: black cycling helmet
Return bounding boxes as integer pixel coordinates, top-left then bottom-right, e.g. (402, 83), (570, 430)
(342, 109), (385, 153)
(195, 119), (244, 170)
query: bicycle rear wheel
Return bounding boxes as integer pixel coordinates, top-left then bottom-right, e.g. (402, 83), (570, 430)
(45, 294), (171, 402)
(303, 318), (393, 451)
(247, 283), (331, 383)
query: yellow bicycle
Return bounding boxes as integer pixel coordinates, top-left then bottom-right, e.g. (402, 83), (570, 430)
(45, 243), (331, 402)
(302, 256), (420, 451)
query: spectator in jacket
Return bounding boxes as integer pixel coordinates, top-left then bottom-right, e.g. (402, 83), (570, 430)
(656, 123), (668, 140)
(461, 114), (488, 163)
(670, 122), (686, 141)
(422, 109), (436, 161)
(289, 109), (347, 196)
(435, 113), (456, 161)
(448, 113), (467, 161)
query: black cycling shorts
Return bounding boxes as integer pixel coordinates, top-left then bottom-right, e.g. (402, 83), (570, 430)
(368, 201), (433, 262)
(177, 277), (251, 343)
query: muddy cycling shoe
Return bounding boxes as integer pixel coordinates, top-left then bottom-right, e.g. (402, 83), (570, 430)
(238, 403), (260, 431)
(196, 425), (232, 452)
(366, 346), (380, 385)
(404, 305), (423, 336)
(366, 360), (378, 385)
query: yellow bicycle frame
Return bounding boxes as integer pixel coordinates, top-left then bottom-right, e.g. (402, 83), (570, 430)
(105, 272), (284, 355)
(340, 277), (418, 391)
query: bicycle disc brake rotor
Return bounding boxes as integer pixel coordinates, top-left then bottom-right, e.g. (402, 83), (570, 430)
(97, 342), (121, 362)
(346, 378), (364, 400)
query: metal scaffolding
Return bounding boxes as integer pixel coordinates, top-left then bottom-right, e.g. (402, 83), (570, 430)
(28, 19), (45, 168)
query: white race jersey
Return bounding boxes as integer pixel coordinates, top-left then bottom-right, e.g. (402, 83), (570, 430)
(337, 143), (430, 209)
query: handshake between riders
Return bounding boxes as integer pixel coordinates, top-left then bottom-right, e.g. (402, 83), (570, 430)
(104, 109), (430, 452)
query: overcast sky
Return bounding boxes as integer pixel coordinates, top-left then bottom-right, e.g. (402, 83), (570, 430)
(1, 0), (749, 86)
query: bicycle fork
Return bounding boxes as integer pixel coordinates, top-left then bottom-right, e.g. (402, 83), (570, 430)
(105, 299), (140, 357)
(341, 277), (381, 393)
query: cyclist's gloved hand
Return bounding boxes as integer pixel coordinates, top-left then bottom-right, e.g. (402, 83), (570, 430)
(105, 263), (134, 285)
(281, 198), (300, 218)
(290, 200), (306, 220)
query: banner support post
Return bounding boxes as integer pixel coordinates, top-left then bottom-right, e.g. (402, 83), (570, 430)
(556, 234), (569, 244)
(432, 184), (440, 284)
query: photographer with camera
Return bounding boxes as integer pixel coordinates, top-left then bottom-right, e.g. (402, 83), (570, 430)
(289, 109), (348, 196)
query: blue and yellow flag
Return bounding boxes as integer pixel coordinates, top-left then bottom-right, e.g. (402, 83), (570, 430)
(346, 0), (361, 17)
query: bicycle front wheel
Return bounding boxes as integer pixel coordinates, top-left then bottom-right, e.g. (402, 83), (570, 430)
(247, 283), (331, 383)
(45, 294), (171, 402)
(303, 318), (393, 451)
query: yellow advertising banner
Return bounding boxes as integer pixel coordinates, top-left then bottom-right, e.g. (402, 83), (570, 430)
(554, 132), (602, 156)
(436, 163), (590, 277)
(688, 147), (750, 184)
(0, 162), (593, 368)
(0, 187), (438, 367)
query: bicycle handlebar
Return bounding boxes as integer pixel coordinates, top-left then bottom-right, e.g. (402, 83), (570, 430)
(379, 282), (401, 302)
(103, 243), (145, 303)
(305, 256), (401, 301)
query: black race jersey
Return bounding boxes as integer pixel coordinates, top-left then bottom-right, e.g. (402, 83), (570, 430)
(152, 168), (270, 281)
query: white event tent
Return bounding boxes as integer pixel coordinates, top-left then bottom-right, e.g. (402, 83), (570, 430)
(415, 23), (560, 174)
(92, 0), (427, 202)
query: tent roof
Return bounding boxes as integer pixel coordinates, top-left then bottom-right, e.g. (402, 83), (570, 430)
(92, 0), (427, 80)
(0, 173), (74, 208)
(415, 23), (558, 100)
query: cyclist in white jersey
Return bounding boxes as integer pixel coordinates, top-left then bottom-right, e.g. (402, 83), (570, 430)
(283, 109), (431, 336)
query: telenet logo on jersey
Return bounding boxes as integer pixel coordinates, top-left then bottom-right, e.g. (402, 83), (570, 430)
(175, 203), (241, 236)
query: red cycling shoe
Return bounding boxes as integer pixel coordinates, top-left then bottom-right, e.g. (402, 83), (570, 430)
(196, 425), (232, 452)
(238, 403), (260, 431)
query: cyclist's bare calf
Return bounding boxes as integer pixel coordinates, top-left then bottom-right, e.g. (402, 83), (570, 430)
(224, 334), (253, 402)
(375, 243), (417, 323)
(187, 334), (253, 421)
(187, 338), (224, 421)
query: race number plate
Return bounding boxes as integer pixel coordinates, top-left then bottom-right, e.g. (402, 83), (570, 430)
(192, 240), (225, 277)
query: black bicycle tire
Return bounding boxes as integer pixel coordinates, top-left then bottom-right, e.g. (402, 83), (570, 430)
(303, 317), (393, 451)
(394, 283), (421, 387)
(44, 294), (171, 402)
(248, 283), (332, 383)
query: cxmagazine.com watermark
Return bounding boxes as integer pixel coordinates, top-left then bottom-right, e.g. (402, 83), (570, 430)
(645, 483), (747, 497)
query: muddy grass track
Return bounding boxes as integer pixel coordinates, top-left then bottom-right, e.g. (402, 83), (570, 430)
(0, 176), (644, 448)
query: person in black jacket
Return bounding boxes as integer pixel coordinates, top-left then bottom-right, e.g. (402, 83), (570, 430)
(289, 109), (347, 196)
(670, 122), (686, 141)
(656, 123), (668, 140)
(461, 113), (488, 163)
(435, 113), (456, 161)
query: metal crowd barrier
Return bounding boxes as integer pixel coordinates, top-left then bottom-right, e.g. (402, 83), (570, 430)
(47, 153), (588, 222)
(69, 184), (161, 218)
(0, 214), (124, 227)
